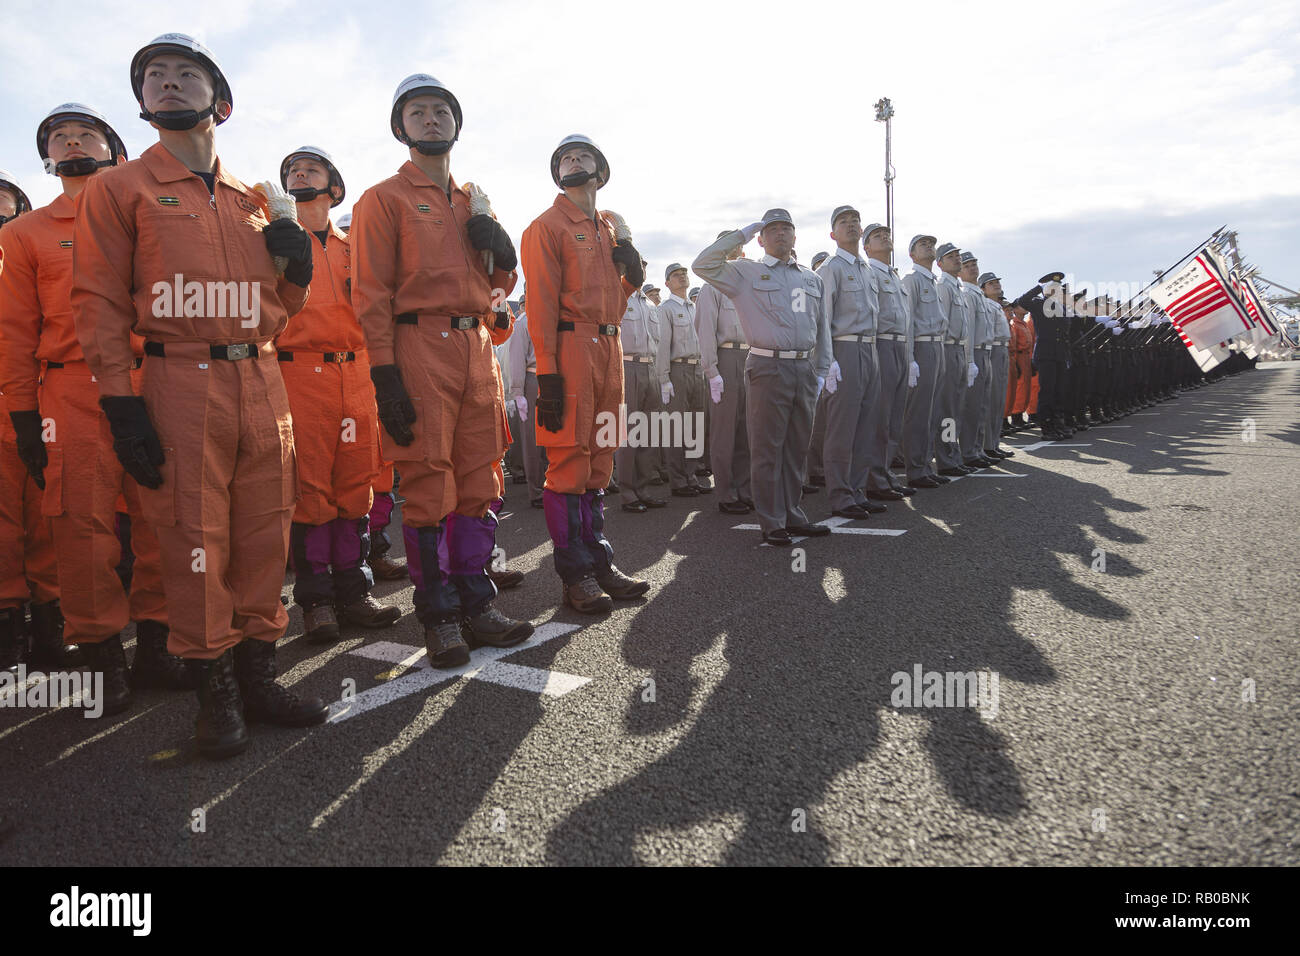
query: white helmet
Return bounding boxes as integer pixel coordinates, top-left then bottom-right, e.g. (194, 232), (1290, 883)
(0, 168), (32, 225)
(336, 212), (352, 232)
(550, 134), (610, 189)
(37, 103), (127, 177)
(131, 33), (233, 129)
(279, 145), (345, 207)
(390, 74), (462, 155)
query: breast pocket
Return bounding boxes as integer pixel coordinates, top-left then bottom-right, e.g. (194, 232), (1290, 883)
(752, 278), (785, 311)
(400, 215), (468, 300)
(138, 210), (211, 282)
(919, 284), (937, 304)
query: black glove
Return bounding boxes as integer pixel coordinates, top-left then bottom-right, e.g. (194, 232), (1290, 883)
(264, 219), (314, 288)
(99, 396), (165, 489)
(537, 374), (565, 433)
(611, 240), (645, 287)
(370, 364), (417, 446)
(9, 410), (47, 489)
(465, 215), (518, 272)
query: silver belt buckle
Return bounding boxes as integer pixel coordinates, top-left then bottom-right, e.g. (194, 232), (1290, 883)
(330, 352), (348, 363)
(227, 343), (252, 360)
(453, 316), (476, 330)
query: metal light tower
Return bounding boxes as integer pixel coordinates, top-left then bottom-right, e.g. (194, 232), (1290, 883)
(874, 97), (895, 266)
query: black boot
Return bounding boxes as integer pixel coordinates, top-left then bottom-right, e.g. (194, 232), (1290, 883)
(367, 536), (407, 581)
(462, 605), (534, 648)
(27, 601), (82, 669)
(196, 648), (249, 759)
(80, 635), (132, 717)
(130, 620), (199, 690)
(0, 606), (22, 671)
(233, 639), (328, 727)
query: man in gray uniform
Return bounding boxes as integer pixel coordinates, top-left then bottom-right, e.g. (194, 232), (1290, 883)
(617, 281), (669, 512)
(693, 209), (832, 546)
(959, 253), (995, 469)
(655, 263), (709, 498)
(901, 235), (947, 489)
(816, 205), (886, 519)
(934, 244), (978, 476)
(804, 248), (832, 489)
(863, 224), (915, 501)
(980, 273), (1016, 460)
(696, 231), (752, 514)
(507, 292), (549, 507)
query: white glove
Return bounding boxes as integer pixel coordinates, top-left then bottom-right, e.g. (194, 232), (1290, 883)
(907, 361), (919, 388)
(661, 381), (675, 404)
(514, 396), (528, 421)
(1094, 315), (1109, 325)
(739, 221), (764, 243)
(708, 374), (724, 404)
(1111, 326), (1123, 335)
(816, 376), (826, 395)
(967, 362), (978, 388)
(824, 360), (841, 395)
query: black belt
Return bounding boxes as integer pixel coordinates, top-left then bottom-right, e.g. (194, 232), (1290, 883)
(46, 358), (142, 369)
(558, 321), (618, 336)
(396, 312), (480, 330)
(278, 350), (357, 363)
(144, 341), (259, 361)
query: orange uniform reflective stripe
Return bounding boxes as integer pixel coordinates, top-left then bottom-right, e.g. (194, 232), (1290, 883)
(519, 194), (636, 378)
(350, 162), (517, 367)
(71, 143), (308, 397)
(275, 222), (363, 352)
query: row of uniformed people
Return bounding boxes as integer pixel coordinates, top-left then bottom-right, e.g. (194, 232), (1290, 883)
(0, 34), (658, 761)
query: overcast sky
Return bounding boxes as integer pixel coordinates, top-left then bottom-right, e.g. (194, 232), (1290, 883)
(3, 0), (1297, 304)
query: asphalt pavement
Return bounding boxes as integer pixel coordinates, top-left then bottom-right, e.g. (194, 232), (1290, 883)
(3, 363), (1297, 866)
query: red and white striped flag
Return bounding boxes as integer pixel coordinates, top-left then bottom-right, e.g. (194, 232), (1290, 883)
(1241, 275), (1279, 336)
(1174, 327), (1228, 371)
(1148, 245), (1254, 350)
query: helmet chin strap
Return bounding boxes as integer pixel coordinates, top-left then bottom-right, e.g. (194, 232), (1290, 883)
(0, 214), (14, 227)
(558, 170), (597, 188)
(48, 157), (114, 177)
(412, 139), (453, 156)
(140, 102), (217, 131)
(289, 186), (331, 203)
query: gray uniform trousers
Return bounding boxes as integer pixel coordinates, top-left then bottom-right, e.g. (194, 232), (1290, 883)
(961, 350), (991, 462)
(867, 338), (909, 491)
(986, 345), (1010, 451)
(746, 354), (816, 535)
(807, 396), (826, 479)
(903, 340), (944, 481)
(617, 359), (661, 504)
(710, 347), (751, 504)
(934, 343), (966, 470)
(666, 361), (705, 490)
(823, 339), (880, 511)
(520, 371), (547, 503)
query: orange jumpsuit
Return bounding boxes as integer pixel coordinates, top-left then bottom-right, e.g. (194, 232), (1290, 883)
(519, 195), (636, 584)
(1025, 316), (1040, 415)
(1008, 312), (1033, 416)
(0, 243), (59, 611)
(0, 193), (163, 642)
(350, 162), (516, 624)
(71, 143), (307, 659)
(276, 221), (380, 610)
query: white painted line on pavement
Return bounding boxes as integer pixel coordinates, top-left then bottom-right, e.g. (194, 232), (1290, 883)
(328, 622), (586, 722)
(732, 522), (908, 540)
(1008, 441), (1093, 451)
(953, 472), (1028, 478)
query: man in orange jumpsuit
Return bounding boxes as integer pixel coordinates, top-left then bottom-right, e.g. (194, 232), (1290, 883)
(1006, 302), (1033, 432)
(2, 105), (196, 713)
(520, 135), (650, 614)
(351, 74), (533, 669)
(276, 146), (400, 642)
(0, 170), (60, 671)
(72, 33), (328, 757)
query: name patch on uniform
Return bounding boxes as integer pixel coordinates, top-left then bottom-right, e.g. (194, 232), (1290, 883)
(760, 273), (771, 280)
(575, 233), (587, 241)
(59, 240), (73, 248)
(235, 196), (260, 215)
(157, 197), (180, 206)
(416, 203), (431, 213)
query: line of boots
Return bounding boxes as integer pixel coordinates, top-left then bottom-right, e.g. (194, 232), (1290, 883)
(545, 489), (649, 615)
